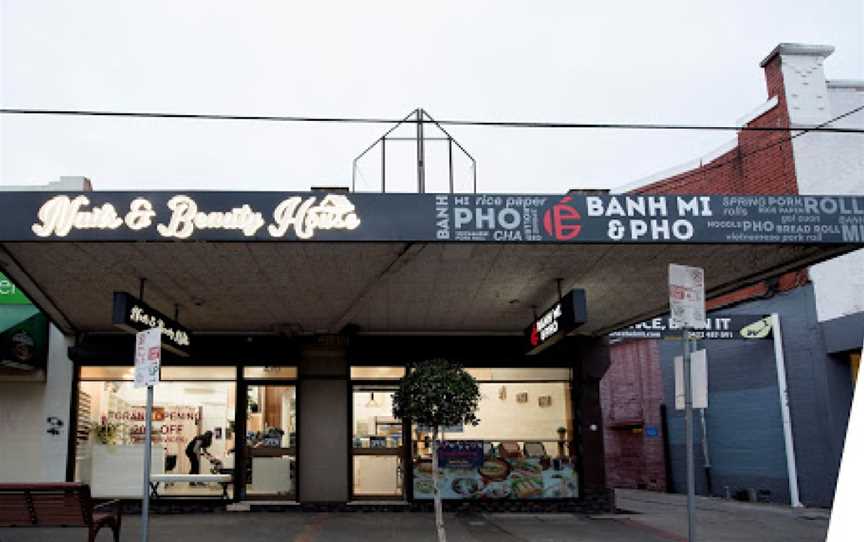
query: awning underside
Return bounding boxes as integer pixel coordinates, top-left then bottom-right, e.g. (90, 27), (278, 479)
(0, 241), (853, 336)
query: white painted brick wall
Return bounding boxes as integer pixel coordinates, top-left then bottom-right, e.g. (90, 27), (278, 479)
(0, 179), (83, 482)
(0, 325), (73, 482)
(783, 48), (864, 322)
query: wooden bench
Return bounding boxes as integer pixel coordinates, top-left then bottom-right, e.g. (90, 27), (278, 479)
(0, 483), (121, 542)
(149, 474), (232, 498)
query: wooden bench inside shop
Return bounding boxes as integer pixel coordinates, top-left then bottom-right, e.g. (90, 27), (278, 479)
(0, 483), (121, 542)
(149, 473), (233, 498)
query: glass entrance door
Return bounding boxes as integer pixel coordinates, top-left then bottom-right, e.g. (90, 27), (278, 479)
(351, 385), (406, 499)
(244, 384), (296, 499)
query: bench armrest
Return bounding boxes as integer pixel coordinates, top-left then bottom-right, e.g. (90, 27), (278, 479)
(93, 499), (122, 518)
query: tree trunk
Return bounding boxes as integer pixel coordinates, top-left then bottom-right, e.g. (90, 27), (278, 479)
(432, 427), (447, 542)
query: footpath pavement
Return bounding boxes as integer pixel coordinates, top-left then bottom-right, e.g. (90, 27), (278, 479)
(0, 490), (831, 541)
(614, 488), (830, 542)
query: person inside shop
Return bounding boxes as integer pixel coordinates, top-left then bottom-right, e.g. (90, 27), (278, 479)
(185, 430), (214, 484)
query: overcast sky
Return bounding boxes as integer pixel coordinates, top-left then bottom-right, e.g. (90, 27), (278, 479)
(1, 0), (862, 193)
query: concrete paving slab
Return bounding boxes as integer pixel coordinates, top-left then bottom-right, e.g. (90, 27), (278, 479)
(0, 511), (667, 542)
(615, 489), (830, 542)
(0, 493), (832, 542)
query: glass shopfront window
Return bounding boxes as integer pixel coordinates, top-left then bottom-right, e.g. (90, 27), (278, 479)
(75, 367), (236, 499)
(412, 369), (576, 501)
(244, 384), (296, 499)
(352, 384), (405, 499)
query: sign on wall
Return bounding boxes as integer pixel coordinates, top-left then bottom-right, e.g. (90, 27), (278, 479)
(609, 314), (774, 341)
(113, 292), (191, 356)
(524, 289), (588, 355)
(0, 272), (30, 305)
(0, 271), (47, 376)
(1, 191), (863, 244)
(0, 312), (48, 373)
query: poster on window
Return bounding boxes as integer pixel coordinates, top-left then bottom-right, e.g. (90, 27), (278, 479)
(437, 441), (484, 469)
(120, 405), (201, 474)
(413, 441), (579, 500)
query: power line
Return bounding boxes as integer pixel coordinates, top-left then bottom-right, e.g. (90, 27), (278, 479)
(1, 107), (864, 134)
(631, 104), (864, 190)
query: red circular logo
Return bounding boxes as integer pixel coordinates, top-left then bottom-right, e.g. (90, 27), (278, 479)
(543, 196), (582, 240)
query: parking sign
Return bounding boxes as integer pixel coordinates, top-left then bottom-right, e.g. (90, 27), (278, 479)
(669, 264), (706, 329)
(134, 328), (161, 388)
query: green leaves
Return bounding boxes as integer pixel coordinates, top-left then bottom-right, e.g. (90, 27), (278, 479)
(392, 358), (481, 428)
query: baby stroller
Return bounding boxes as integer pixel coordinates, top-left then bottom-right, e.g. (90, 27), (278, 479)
(207, 449), (235, 478)
(206, 454), (223, 474)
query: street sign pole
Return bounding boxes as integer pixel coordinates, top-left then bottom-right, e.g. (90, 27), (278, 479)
(683, 328), (696, 542)
(141, 384), (153, 542)
(669, 263), (705, 542)
(134, 327), (161, 542)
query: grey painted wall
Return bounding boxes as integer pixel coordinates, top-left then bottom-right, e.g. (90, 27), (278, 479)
(661, 338), (789, 503)
(660, 285), (854, 507)
(298, 343), (349, 503)
(299, 378), (349, 502)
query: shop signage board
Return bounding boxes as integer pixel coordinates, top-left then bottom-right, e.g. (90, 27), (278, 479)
(436, 440), (484, 469)
(0, 312), (48, 373)
(134, 328), (162, 388)
(112, 292), (191, 356)
(669, 264), (706, 329)
(1, 191), (863, 244)
(0, 272), (31, 304)
(524, 289), (587, 355)
(610, 314), (773, 340)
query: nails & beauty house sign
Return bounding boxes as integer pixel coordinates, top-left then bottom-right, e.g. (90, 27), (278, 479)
(1, 191), (863, 244)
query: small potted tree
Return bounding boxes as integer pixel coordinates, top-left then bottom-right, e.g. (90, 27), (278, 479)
(393, 359), (480, 542)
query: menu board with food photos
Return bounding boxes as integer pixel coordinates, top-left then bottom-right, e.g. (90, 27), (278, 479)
(413, 440), (579, 500)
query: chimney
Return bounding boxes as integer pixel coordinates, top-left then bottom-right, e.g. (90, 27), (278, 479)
(760, 43), (835, 125)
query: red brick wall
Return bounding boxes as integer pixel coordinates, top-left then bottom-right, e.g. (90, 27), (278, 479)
(634, 52), (805, 306)
(637, 55), (797, 197)
(601, 340), (667, 490)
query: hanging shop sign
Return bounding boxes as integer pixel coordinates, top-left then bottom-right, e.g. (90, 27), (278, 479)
(609, 314), (774, 341)
(112, 292), (191, 357)
(1, 191), (863, 244)
(524, 289), (588, 355)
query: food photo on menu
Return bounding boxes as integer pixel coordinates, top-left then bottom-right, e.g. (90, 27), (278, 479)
(413, 440), (579, 500)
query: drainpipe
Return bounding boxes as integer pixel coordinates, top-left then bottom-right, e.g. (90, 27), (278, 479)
(771, 313), (803, 507)
(699, 409), (712, 495)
